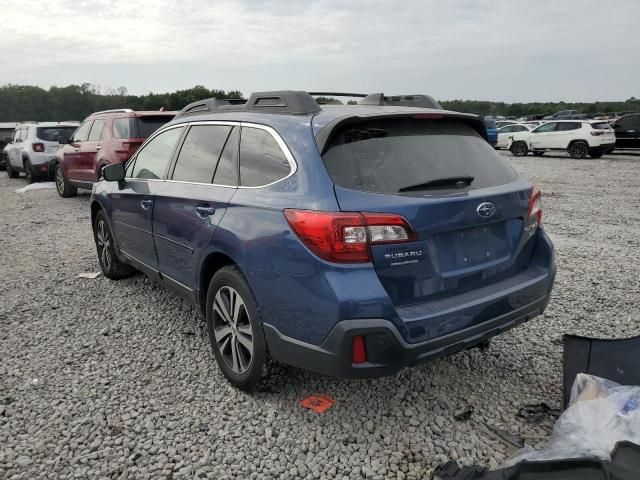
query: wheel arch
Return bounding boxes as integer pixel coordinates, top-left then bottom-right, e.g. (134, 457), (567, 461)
(198, 251), (237, 315)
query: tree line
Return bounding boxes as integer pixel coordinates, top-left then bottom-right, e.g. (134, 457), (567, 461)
(0, 83), (638, 122)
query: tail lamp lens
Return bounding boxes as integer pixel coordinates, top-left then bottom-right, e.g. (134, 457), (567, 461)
(528, 186), (543, 224)
(284, 209), (416, 263)
(32, 143), (45, 152)
(352, 335), (367, 364)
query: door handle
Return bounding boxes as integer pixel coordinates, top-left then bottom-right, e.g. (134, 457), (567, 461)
(195, 205), (215, 218)
(140, 199), (153, 211)
(74, 148), (80, 152)
(96, 145), (102, 150)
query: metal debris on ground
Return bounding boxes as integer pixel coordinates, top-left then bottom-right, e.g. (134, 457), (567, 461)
(453, 405), (474, 421)
(516, 402), (561, 423)
(78, 272), (101, 279)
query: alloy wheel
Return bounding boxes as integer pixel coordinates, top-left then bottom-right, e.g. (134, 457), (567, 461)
(212, 286), (254, 374)
(55, 167), (65, 194)
(96, 219), (112, 271)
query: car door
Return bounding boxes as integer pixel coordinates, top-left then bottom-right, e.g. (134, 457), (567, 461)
(7, 128), (23, 168)
(496, 125), (513, 148)
(64, 120), (92, 180)
(612, 115), (640, 148)
(529, 122), (557, 149)
(110, 125), (186, 276)
(77, 118), (106, 181)
(552, 122), (582, 149)
(152, 123), (238, 296)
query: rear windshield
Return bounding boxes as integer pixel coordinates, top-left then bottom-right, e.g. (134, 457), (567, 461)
(37, 127), (77, 142)
(322, 118), (518, 195)
(135, 116), (175, 138)
(483, 118), (497, 128)
(591, 122), (611, 130)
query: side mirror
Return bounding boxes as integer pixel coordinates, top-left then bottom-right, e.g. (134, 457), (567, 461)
(102, 163), (126, 189)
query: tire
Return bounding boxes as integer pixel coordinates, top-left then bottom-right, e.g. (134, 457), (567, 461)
(532, 151), (545, 157)
(6, 161), (19, 178)
(92, 210), (135, 279)
(568, 141), (588, 159)
(589, 149), (604, 159)
(510, 141), (528, 157)
(24, 159), (36, 184)
(55, 164), (77, 197)
(206, 266), (272, 391)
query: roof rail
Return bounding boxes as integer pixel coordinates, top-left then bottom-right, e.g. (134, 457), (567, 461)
(174, 91), (321, 119)
(360, 93), (442, 109)
(91, 108), (134, 115)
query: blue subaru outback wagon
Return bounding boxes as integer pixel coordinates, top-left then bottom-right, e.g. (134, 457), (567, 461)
(91, 91), (556, 390)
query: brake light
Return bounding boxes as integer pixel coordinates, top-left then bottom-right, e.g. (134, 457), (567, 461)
(284, 210), (416, 263)
(590, 130), (605, 136)
(528, 186), (543, 225)
(32, 143), (45, 152)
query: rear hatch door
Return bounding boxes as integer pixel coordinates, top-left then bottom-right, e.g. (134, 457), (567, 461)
(320, 115), (536, 307)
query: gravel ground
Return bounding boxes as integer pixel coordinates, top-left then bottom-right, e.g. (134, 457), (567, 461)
(1, 150), (640, 480)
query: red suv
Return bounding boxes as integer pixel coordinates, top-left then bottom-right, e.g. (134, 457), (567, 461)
(54, 109), (175, 197)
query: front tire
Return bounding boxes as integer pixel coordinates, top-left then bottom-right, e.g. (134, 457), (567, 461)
(55, 164), (77, 197)
(206, 266), (271, 391)
(510, 141), (528, 157)
(568, 141), (588, 159)
(92, 211), (135, 279)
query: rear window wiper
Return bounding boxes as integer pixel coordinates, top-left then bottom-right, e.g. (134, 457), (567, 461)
(398, 176), (474, 192)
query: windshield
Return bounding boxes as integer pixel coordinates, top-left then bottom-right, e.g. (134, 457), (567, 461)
(322, 118), (518, 195)
(37, 127), (77, 142)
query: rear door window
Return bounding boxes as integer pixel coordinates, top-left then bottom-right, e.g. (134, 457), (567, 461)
(172, 125), (232, 183)
(131, 127), (184, 180)
(88, 119), (106, 141)
(322, 118), (518, 195)
(72, 121), (92, 142)
(591, 122), (612, 130)
(239, 127), (291, 187)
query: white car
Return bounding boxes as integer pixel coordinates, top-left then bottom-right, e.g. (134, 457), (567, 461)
(507, 120), (616, 159)
(496, 123), (534, 149)
(3, 121), (79, 182)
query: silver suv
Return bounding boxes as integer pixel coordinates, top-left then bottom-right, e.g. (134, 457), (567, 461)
(3, 121), (79, 182)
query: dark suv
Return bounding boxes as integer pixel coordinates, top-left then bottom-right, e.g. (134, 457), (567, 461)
(610, 113), (640, 149)
(91, 91), (556, 390)
(54, 109), (175, 197)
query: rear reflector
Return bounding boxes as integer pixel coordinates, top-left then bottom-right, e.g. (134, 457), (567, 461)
(528, 186), (543, 225)
(352, 336), (367, 364)
(284, 210), (416, 263)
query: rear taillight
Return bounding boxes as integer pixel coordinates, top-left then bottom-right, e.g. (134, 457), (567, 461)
(32, 143), (45, 152)
(284, 209), (416, 263)
(590, 130), (605, 136)
(528, 186), (543, 225)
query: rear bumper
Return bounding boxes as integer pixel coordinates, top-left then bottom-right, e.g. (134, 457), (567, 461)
(264, 231), (556, 378)
(265, 293), (550, 378)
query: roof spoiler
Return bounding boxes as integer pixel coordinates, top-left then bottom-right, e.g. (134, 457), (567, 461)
(359, 93), (442, 109)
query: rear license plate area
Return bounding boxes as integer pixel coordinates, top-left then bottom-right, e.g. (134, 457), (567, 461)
(434, 223), (510, 272)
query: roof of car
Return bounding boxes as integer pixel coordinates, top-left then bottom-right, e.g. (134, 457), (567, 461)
(0, 122), (19, 128)
(87, 109), (177, 118)
(18, 121), (80, 127)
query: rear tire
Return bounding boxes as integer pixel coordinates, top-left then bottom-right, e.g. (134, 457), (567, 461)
(568, 141), (588, 159)
(6, 162), (19, 178)
(24, 160), (36, 184)
(92, 210), (135, 279)
(206, 266), (272, 391)
(55, 164), (77, 197)
(510, 141), (528, 157)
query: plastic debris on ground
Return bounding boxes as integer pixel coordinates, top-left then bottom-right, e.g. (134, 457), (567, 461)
(78, 272), (101, 279)
(505, 374), (640, 465)
(299, 394), (336, 414)
(14, 182), (56, 193)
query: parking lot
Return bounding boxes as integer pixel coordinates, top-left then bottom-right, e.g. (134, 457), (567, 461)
(1, 150), (640, 479)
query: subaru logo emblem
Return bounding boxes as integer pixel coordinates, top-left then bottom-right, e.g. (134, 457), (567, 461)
(477, 202), (496, 218)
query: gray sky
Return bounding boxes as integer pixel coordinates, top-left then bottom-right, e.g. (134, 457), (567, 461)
(3, 0), (638, 102)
